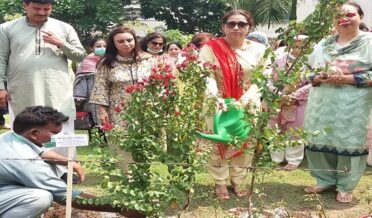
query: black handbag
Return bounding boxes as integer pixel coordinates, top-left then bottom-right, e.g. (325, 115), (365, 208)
(75, 111), (94, 130)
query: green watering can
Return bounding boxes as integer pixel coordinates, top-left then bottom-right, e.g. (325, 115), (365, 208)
(196, 98), (252, 144)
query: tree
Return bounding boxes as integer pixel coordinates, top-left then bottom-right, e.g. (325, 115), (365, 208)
(235, 0), (293, 28)
(230, 0), (298, 28)
(289, 0), (297, 21)
(138, 0), (228, 34)
(0, 0), (137, 45)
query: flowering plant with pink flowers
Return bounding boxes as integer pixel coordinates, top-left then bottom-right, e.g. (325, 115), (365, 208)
(89, 44), (218, 216)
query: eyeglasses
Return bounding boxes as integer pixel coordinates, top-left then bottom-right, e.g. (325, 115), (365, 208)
(116, 38), (134, 44)
(225, 21), (249, 29)
(150, 41), (164, 47)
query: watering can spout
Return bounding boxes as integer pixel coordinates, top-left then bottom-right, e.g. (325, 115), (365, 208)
(195, 131), (230, 144)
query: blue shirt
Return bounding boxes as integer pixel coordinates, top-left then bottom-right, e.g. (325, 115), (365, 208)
(0, 131), (81, 207)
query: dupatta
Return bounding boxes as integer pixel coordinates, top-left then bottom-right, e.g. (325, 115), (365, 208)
(206, 37), (249, 159)
(205, 37), (244, 100)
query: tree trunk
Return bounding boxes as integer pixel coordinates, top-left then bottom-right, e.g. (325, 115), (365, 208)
(289, 0), (297, 21)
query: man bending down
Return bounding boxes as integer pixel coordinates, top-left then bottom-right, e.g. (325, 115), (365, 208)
(0, 106), (144, 218)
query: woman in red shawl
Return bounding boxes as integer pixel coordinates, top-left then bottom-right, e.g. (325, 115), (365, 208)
(199, 9), (267, 200)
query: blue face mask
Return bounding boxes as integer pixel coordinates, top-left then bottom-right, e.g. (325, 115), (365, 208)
(35, 130), (57, 148)
(42, 137), (57, 148)
(94, 47), (106, 56)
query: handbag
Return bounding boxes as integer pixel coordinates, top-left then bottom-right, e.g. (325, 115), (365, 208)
(75, 111), (94, 130)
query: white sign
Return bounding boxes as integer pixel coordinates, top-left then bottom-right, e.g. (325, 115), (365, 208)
(54, 134), (89, 147)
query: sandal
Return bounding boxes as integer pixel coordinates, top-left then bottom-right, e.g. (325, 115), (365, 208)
(231, 183), (248, 197)
(280, 164), (298, 171)
(304, 185), (336, 194)
(336, 192), (353, 203)
(215, 184), (230, 200)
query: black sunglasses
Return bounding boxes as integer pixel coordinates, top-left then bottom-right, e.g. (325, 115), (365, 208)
(225, 21), (249, 29)
(150, 41), (164, 46)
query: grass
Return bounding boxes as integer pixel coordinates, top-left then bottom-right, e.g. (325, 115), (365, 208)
(1, 118), (371, 217)
(75, 143), (372, 218)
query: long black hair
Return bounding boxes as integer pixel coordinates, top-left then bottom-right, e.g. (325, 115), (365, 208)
(100, 26), (139, 68)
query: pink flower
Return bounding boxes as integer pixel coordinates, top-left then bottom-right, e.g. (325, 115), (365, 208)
(125, 85), (136, 94)
(165, 72), (176, 80)
(125, 84), (144, 94)
(114, 106), (122, 113)
(101, 122), (114, 131)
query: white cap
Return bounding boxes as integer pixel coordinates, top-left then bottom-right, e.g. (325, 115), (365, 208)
(294, 34), (308, 41)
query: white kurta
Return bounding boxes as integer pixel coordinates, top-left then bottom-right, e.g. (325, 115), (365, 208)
(0, 17), (86, 119)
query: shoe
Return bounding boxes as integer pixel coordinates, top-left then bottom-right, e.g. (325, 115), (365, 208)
(215, 184), (230, 200)
(336, 192), (353, 203)
(231, 183), (248, 197)
(304, 185), (336, 194)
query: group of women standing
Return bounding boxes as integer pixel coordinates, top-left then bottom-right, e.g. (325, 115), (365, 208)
(78, 1), (372, 204)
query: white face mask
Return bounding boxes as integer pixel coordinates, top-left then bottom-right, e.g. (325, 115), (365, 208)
(147, 47), (163, 54)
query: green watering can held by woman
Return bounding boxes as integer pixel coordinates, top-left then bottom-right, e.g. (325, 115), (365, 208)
(196, 98), (252, 144)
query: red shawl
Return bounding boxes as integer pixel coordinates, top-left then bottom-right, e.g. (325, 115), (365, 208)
(205, 37), (244, 100)
(206, 37), (249, 159)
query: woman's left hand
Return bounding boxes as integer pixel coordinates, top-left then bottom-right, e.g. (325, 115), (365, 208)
(323, 66), (345, 85)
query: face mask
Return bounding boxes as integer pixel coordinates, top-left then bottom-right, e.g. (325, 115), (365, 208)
(147, 48), (163, 54)
(94, 47), (106, 56)
(42, 137), (57, 148)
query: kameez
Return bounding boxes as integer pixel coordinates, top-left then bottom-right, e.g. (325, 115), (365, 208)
(0, 17), (86, 119)
(305, 32), (372, 191)
(90, 54), (156, 126)
(90, 53), (156, 173)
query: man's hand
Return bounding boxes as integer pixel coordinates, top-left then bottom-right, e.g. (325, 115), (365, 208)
(42, 31), (64, 48)
(72, 162), (85, 183)
(41, 150), (85, 182)
(0, 89), (9, 107)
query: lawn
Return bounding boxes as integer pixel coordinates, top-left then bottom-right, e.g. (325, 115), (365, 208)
(74, 144), (372, 218)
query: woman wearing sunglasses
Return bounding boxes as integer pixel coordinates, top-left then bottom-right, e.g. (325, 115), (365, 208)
(304, 2), (372, 203)
(140, 32), (167, 57)
(199, 9), (267, 200)
(90, 26), (156, 173)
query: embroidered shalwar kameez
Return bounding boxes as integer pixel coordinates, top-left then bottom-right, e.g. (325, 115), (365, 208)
(305, 33), (372, 192)
(90, 54), (156, 172)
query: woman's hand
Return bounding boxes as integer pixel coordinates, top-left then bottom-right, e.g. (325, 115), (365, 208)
(98, 106), (110, 125)
(280, 95), (296, 106)
(314, 66), (345, 85)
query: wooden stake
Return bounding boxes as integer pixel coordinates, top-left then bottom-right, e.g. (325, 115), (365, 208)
(65, 147), (74, 218)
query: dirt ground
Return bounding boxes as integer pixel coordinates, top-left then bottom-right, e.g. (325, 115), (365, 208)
(44, 203), (124, 218)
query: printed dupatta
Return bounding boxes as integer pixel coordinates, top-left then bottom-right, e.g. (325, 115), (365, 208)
(206, 37), (249, 159)
(205, 37), (244, 100)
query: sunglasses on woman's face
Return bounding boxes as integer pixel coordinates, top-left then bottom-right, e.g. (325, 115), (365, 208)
(150, 41), (164, 47)
(225, 21), (249, 29)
